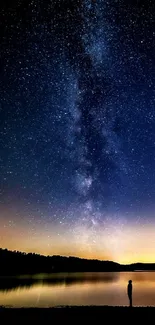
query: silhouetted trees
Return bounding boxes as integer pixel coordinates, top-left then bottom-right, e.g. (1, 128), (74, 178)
(0, 248), (154, 276)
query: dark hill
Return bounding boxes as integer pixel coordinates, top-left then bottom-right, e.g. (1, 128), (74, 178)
(0, 248), (155, 275)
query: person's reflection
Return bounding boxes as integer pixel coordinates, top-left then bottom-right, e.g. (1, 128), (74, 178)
(127, 280), (132, 307)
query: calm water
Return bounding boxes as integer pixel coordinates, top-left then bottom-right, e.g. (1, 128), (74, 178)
(1, 272), (155, 307)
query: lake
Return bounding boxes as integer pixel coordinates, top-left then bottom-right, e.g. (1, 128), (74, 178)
(0, 272), (155, 307)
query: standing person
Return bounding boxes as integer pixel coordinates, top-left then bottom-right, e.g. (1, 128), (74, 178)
(127, 280), (132, 307)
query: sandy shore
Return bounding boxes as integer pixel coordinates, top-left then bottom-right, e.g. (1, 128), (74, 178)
(0, 306), (155, 323)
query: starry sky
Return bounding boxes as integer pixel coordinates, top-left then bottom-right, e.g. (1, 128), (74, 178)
(0, 0), (155, 264)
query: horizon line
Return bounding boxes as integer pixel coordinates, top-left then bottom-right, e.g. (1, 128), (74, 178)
(1, 247), (155, 266)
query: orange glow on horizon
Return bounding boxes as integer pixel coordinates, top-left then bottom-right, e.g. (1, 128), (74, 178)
(0, 214), (155, 265)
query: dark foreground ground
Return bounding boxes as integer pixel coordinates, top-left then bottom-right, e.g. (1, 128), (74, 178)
(1, 306), (155, 323)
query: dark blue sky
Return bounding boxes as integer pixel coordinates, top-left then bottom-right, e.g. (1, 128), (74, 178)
(0, 0), (155, 259)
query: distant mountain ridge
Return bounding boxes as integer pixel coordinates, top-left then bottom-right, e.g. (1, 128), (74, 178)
(0, 248), (155, 276)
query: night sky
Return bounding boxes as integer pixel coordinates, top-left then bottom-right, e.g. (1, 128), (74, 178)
(0, 0), (155, 263)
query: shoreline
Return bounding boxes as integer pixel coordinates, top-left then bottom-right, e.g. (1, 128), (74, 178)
(1, 305), (155, 308)
(0, 305), (155, 322)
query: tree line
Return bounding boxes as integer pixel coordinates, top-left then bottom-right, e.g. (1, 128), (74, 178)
(0, 248), (154, 276)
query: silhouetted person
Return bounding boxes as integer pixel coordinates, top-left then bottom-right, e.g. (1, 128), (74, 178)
(127, 280), (132, 307)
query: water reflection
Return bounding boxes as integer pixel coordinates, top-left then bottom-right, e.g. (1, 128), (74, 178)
(0, 272), (118, 292)
(0, 272), (155, 307)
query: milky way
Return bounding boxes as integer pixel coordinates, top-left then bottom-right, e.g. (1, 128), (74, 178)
(0, 0), (155, 262)
(66, 1), (127, 215)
